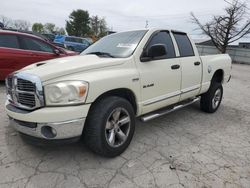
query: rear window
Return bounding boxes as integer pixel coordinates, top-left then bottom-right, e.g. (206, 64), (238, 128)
(173, 33), (194, 57)
(0, 34), (19, 49)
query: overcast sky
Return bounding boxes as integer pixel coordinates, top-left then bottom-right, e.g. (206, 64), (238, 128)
(1, 0), (250, 41)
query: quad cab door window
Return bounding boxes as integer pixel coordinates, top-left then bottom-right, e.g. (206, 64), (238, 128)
(138, 31), (182, 114)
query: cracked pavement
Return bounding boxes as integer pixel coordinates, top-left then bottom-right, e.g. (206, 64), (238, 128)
(0, 64), (250, 188)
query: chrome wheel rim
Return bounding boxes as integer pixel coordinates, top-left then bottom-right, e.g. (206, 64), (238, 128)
(212, 88), (222, 109)
(105, 107), (131, 148)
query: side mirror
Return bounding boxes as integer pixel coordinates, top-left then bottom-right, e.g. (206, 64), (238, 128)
(53, 49), (61, 55)
(141, 44), (167, 62)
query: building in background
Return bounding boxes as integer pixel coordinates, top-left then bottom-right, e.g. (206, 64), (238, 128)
(239, 42), (250, 49)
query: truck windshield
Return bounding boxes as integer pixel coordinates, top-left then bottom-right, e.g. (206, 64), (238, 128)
(81, 30), (147, 58)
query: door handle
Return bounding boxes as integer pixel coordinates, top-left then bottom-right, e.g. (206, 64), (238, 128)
(194, 61), (201, 66)
(171, 64), (180, 70)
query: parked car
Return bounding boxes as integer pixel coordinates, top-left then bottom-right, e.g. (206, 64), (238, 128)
(54, 35), (90, 52)
(2, 28), (51, 42)
(0, 30), (78, 80)
(41, 33), (55, 42)
(5, 28), (231, 157)
(52, 42), (67, 49)
(84, 37), (94, 44)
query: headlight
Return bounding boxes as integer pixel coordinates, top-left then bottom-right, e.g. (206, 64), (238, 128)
(44, 81), (88, 106)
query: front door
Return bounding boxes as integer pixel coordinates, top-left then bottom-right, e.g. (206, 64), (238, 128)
(137, 31), (181, 114)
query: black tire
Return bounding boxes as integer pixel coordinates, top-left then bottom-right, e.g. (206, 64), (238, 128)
(200, 82), (223, 113)
(83, 96), (135, 157)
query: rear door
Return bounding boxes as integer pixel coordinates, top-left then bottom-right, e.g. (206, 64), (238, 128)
(19, 36), (58, 62)
(0, 33), (31, 79)
(172, 32), (202, 101)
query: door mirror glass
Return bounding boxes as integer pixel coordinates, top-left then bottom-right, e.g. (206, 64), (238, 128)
(141, 44), (167, 62)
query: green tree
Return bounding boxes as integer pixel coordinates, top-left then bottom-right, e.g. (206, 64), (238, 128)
(44, 23), (56, 33)
(66, 9), (90, 37)
(32, 23), (44, 33)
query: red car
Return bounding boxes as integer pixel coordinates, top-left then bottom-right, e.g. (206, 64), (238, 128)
(0, 30), (78, 80)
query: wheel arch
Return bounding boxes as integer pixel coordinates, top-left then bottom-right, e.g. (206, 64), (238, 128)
(90, 88), (138, 115)
(211, 69), (224, 83)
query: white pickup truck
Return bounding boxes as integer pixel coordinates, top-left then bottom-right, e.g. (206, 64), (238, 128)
(5, 28), (231, 157)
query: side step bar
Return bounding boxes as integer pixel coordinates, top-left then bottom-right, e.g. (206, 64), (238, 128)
(141, 97), (200, 122)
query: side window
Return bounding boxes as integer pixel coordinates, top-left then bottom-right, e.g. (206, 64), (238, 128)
(20, 36), (54, 53)
(173, 33), (194, 57)
(146, 31), (176, 59)
(0, 34), (19, 49)
(65, 37), (71, 42)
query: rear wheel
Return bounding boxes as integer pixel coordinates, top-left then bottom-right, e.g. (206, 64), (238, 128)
(83, 96), (135, 157)
(200, 82), (223, 113)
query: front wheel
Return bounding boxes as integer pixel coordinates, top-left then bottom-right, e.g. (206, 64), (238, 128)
(200, 82), (223, 113)
(83, 96), (135, 157)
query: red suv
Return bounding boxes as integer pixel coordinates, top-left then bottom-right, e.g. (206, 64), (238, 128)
(0, 30), (78, 80)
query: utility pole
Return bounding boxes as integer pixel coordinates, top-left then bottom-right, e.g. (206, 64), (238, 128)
(145, 20), (149, 28)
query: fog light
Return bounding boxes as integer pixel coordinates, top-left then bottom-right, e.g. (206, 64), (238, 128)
(41, 126), (57, 139)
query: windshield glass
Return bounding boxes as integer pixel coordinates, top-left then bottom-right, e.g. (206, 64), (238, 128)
(81, 30), (147, 58)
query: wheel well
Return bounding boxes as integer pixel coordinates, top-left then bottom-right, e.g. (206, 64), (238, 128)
(92, 88), (137, 114)
(212, 69), (224, 83)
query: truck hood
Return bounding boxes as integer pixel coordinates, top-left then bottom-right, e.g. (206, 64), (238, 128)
(21, 55), (125, 81)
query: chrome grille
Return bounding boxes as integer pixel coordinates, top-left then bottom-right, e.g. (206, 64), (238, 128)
(6, 73), (44, 110)
(17, 78), (36, 92)
(18, 93), (36, 107)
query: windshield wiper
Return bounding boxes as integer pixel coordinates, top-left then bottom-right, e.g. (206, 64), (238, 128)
(86, 52), (115, 58)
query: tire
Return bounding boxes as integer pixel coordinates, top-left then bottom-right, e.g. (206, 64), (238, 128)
(200, 82), (223, 113)
(83, 96), (135, 157)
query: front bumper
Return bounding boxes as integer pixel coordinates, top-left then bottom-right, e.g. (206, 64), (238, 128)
(5, 102), (91, 140)
(9, 117), (85, 140)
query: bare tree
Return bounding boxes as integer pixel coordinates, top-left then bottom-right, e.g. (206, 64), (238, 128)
(191, 0), (250, 53)
(0, 15), (12, 28)
(13, 20), (31, 31)
(90, 15), (108, 37)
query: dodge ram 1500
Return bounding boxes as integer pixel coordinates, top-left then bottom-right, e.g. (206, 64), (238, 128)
(5, 28), (232, 157)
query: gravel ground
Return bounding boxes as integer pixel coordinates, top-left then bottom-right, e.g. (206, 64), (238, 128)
(0, 64), (250, 188)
